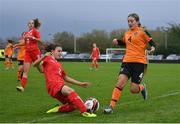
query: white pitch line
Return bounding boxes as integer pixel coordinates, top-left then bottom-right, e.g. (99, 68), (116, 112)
(28, 114), (68, 123)
(118, 91), (180, 106)
(28, 91), (180, 123)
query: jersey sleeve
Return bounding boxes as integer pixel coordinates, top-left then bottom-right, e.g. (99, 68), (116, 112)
(42, 56), (48, 66)
(142, 31), (151, 43)
(33, 28), (41, 39)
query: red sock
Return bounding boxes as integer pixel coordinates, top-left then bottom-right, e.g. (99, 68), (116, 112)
(21, 76), (27, 88)
(67, 92), (86, 113)
(59, 103), (76, 113)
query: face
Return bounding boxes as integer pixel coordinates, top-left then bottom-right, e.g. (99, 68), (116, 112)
(127, 16), (138, 30)
(28, 20), (34, 29)
(52, 47), (62, 59)
(93, 43), (96, 47)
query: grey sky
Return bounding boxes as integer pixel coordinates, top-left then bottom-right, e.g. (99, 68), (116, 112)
(0, 0), (180, 40)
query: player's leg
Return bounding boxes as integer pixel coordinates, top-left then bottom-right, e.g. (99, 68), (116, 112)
(4, 56), (10, 70)
(9, 56), (14, 70)
(46, 95), (76, 113)
(61, 85), (96, 117)
(104, 74), (128, 114)
(16, 61), (30, 92)
(91, 59), (95, 69)
(61, 85), (86, 113)
(95, 59), (99, 69)
(130, 63), (147, 100)
(17, 61), (23, 82)
(104, 63), (131, 114)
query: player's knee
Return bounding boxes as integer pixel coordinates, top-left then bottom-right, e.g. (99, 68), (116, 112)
(61, 86), (74, 96)
(130, 83), (139, 93)
(116, 81), (125, 90)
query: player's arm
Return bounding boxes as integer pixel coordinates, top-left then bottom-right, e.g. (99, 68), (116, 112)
(64, 75), (91, 88)
(25, 35), (41, 42)
(36, 62), (44, 73)
(148, 39), (156, 54)
(98, 48), (100, 58)
(14, 40), (25, 48)
(143, 31), (156, 55)
(33, 55), (45, 67)
(33, 57), (44, 73)
(90, 52), (93, 59)
(113, 38), (126, 46)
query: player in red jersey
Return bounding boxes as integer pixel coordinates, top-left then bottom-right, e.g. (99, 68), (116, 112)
(33, 43), (96, 117)
(16, 18), (42, 92)
(90, 43), (100, 70)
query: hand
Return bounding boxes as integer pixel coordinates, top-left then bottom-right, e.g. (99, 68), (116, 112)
(149, 46), (155, 55)
(44, 52), (52, 56)
(112, 38), (118, 45)
(80, 82), (91, 87)
(13, 44), (17, 48)
(25, 35), (35, 40)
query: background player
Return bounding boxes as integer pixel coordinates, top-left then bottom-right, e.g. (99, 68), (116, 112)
(90, 43), (100, 70)
(16, 18), (42, 92)
(4, 40), (14, 70)
(33, 43), (96, 117)
(104, 13), (156, 114)
(14, 32), (26, 82)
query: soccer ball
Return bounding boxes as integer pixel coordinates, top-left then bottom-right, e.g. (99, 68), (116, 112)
(84, 97), (99, 113)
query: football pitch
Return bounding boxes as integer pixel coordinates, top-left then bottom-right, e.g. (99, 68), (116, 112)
(0, 61), (180, 123)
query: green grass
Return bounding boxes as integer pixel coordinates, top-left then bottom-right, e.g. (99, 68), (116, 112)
(0, 61), (180, 123)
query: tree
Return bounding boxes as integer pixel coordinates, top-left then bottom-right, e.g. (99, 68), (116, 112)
(52, 31), (74, 53)
(77, 29), (110, 53)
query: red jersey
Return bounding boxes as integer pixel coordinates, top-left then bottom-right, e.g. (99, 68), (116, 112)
(24, 28), (41, 51)
(92, 47), (100, 58)
(42, 56), (66, 94)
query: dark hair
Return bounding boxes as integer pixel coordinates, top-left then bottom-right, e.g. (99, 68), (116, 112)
(34, 18), (41, 28)
(128, 13), (140, 22)
(7, 39), (13, 43)
(45, 43), (61, 52)
(21, 32), (26, 36)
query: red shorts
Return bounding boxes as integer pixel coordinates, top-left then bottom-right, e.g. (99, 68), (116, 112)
(92, 57), (99, 61)
(24, 49), (41, 63)
(47, 81), (69, 104)
(54, 93), (69, 104)
(46, 81), (64, 98)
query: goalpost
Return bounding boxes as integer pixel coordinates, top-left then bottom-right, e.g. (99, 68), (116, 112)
(105, 48), (126, 62)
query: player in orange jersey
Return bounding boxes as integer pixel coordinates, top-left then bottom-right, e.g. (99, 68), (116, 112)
(14, 33), (26, 82)
(104, 13), (156, 114)
(4, 40), (14, 70)
(33, 43), (96, 117)
(90, 43), (100, 70)
(16, 18), (42, 92)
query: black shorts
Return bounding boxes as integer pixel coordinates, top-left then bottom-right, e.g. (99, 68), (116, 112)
(18, 60), (24, 65)
(5, 55), (12, 60)
(119, 62), (146, 84)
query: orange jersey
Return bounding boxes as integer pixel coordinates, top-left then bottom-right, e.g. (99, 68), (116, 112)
(122, 27), (151, 64)
(16, 39), (25, 61)
(5, 43), (13, 56)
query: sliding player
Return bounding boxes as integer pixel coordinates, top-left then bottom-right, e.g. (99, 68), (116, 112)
(33, 43), (96, 117)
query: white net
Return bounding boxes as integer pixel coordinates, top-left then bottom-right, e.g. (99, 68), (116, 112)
(105, 48), (126, 62)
